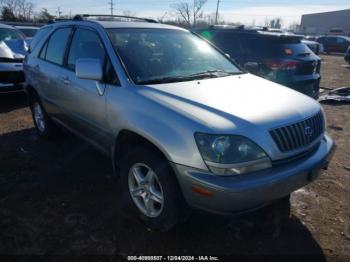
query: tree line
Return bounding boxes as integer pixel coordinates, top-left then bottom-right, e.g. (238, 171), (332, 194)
(0, 0), (54, 22)
(1, 0), (294, 30)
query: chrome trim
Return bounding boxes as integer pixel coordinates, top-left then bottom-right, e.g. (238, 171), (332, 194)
(205, 157), (271, 169)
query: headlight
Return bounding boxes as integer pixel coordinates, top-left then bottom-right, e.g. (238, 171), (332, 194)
(195, 133), (272, 176)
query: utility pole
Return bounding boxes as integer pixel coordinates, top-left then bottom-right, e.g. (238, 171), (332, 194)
(56, 7), (62, 18)
(108, 0), (115, 16)
(215, 0), (220, 24)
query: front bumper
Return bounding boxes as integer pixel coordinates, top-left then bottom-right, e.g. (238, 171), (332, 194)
(173, 134), (335, 216)
(0, 63), (25, 93)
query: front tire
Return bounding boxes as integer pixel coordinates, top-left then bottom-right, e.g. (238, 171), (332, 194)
(120, 147), (185, 232)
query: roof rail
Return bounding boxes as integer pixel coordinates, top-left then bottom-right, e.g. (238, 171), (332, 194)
(73, 14), (159, 23)
(48, 18), (73, 24)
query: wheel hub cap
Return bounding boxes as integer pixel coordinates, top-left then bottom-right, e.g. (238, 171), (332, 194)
(128, 163), (164, 218)
(33, 103), (46, 132)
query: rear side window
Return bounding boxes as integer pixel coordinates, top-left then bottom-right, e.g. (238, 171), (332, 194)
(43, 28), (72, 65)
(336, 37), (347, 44)
(31, 27), (52, 52)
(326, 37), (337, 44)
(67, 28), (106, 70)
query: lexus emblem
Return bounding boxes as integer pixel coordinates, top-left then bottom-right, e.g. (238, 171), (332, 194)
(304, 126), (314, 137)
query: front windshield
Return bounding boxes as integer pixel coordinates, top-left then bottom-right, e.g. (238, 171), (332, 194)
(107, 28), (242, 84)
(0, 28), (25, 41)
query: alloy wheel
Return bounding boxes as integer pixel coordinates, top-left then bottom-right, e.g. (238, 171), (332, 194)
(33, 102), (46, 133)
(128, 163), (164, 218)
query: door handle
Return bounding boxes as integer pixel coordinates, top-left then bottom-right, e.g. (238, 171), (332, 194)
(62, 76), (70, 85)
(34, 65), (40, 72)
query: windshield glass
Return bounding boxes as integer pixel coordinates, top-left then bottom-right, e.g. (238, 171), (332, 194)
(107, 28), (242, 84)
(0, 28), (25, 41)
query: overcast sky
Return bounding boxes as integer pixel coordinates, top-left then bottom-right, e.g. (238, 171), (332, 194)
(30, 0), (350, 27)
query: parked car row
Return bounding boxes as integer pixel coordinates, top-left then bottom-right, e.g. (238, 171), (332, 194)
(194, 25), (321, 98)
(318, 35), (350, 54)
(0, 23), (29, 93)
(0, 23), (39, 93)
(22, 15), (335, 231)
(305, 35), (350, 54)
(301, 39), (324, 55)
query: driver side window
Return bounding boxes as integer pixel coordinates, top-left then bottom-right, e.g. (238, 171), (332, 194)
(67, 28), (106, 70)
(67, 28), (119, 85)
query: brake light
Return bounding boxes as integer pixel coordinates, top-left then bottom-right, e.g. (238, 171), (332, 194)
(264, 60), (300, 71)
(284, 48), (293, 55)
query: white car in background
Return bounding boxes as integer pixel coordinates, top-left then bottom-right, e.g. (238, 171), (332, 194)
(0, 23), (28, 93)
(302, 39), (324, 55)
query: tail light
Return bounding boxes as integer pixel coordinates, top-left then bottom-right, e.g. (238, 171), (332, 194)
(264, 60), (300, 71)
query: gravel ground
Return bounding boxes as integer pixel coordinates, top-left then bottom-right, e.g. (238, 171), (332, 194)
(0, 55), (349, 260)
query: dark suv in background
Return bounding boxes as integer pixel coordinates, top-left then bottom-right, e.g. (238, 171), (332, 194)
(194, 26), (321, 98)
(318, 35), (350, 54)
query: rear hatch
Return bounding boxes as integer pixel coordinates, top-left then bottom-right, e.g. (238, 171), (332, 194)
(251, 34), (321, 77)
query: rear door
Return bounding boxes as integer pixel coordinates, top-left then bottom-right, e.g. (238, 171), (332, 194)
(35, 27), (72, 117)
(326, 37), (338, 53)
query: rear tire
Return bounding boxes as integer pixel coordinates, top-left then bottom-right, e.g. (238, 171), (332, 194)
(120, 147), (186, 232)
(29, 95), (59, 139)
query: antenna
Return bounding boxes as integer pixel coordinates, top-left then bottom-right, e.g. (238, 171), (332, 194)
(108, 0), (115, 16)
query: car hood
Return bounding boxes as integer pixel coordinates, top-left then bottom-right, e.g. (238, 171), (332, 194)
(0, 39), (28, 60)
(139, 73), (321, 132)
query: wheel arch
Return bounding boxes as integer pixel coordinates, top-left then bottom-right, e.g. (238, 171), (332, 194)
(112, 129), (173, 177)
(25, 84), (39, 105)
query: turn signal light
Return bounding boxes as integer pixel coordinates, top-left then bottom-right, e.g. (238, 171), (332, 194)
(192, 186), (214, 197)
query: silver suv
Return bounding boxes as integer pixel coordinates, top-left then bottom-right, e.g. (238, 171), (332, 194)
(24, 15), (335, 231)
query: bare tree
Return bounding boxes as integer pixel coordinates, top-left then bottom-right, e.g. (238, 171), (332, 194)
(172, 0), (207, 27)
(24, 1), (34, 20)
(0, 0), (35, 21)
(264, 17), (283, 29)
(122, 9), (137, 17)
(288, 22), (301, 33)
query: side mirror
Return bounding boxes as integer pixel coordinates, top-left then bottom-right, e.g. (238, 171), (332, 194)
(76, 58), (103, 81)
(244, 62), (260, 73)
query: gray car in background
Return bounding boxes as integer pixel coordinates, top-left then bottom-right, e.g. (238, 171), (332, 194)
(24, 15), (335, 231)
(0, 23), (27, 93)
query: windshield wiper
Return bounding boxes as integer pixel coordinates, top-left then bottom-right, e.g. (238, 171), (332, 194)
(137, 70), (242, 85)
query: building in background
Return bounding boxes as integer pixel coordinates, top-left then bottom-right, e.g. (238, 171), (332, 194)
(300, 9), (350, 36)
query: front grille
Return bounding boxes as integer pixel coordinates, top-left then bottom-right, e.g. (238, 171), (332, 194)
(0, 71), (25, 84)
(270, 111), (324, 153)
